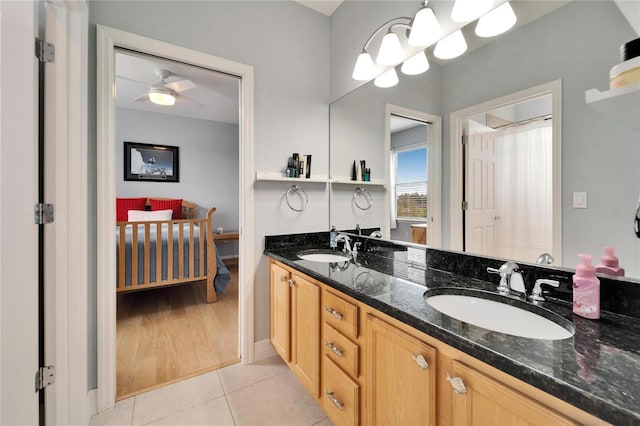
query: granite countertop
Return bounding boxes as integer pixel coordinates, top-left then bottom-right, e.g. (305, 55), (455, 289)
(265, 245), (640, 425)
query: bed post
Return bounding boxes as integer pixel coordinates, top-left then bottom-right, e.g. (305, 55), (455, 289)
(206, 207), (218, 303)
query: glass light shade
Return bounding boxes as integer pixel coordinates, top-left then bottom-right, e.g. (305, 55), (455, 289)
(374, 68), (399, 88)
(376, 31), (404, 65)
(408, 7), (442, 47)
(451, 0), (493, 23)
(433, 30), (467, 60)
(352, 51), (376, 81)
(475, 2), (517, 38)
(148, 88), (175, 106)
(401, 51), (430, 75)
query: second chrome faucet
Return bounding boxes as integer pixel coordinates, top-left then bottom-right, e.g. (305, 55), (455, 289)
(487, 261), (526, 295)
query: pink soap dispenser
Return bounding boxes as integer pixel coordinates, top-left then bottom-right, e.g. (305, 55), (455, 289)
(573, 254), (600, 319)
(595, 246), (625, 277)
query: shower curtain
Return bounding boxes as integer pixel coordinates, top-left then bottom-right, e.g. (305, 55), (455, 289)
(495, 119), (553, 262)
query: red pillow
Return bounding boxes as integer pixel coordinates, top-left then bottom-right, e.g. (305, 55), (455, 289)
(149, 198), (183, 219)
(116, 197), (147, 222)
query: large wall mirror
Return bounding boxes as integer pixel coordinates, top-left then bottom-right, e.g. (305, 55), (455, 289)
(329, 0), (640, 278)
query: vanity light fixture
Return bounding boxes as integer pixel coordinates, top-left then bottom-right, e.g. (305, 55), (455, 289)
(451, 0), (493, 23)
(148, 87), (176, 106)
(377, 30), (405, 65)
(408, 3), (442, 47)
(434, 30), (467, 60)
(352, 51), (376, 81)
(401, 51), (430, 75)
(375, 67), (399, 88)
(475, 1), (517, 38)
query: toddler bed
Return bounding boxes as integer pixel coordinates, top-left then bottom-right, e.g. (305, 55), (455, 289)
(115, 198), (230, 303)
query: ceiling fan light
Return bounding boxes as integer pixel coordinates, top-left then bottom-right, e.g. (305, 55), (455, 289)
(434, 30), (467, 60)
(352, 51), (376, 81)
(376, 31), (404, 65)
(401, 51), (430, 75)
(148, 88), (175, 106)
(475, 2), (517, 38)
(451, 0), (493, 23)
(408, 6), (442, 47)
(374, 68), (399, 88)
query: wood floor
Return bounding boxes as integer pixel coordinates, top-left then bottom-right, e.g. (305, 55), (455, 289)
(116, 266), (239, 399)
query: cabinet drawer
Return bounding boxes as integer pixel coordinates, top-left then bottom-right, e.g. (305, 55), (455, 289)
(323, 356), (359, 426)
(323, 323), (359, 378)
(323, 291), (358, 340)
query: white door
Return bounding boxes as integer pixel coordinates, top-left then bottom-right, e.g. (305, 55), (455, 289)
(465, 132), (499, 257)
(0, 1), (41, 424)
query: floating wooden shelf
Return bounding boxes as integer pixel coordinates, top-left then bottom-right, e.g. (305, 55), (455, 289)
(255, 171), (330, 183)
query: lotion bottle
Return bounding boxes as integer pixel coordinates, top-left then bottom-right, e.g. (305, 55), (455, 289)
(573, 254), (600, 319)
(595, 246), (625, 277)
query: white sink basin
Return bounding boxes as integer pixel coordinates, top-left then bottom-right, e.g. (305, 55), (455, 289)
(425, 292), (574, 340)
(297, 250), (350, 263)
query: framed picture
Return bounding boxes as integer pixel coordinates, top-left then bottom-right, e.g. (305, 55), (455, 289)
(124, 142), (179, 182)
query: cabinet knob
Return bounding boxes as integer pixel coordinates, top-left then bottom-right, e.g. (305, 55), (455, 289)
(412, 353), (429, 370)
(324, 340), (344, 357)
(324, 306), (343, 320)
(446, 373), (467, 394)
(288, 279), (294, 287)
(325, 390), (344, 411)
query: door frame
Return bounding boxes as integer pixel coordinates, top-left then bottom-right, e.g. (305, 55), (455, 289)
(449, 79), (562, 263)
(385, 104), (442, 247)
(96, 26), (255, 412)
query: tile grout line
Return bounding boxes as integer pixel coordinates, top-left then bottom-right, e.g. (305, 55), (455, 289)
(222, 394), (238, 426)
(220, 367), (291, 396)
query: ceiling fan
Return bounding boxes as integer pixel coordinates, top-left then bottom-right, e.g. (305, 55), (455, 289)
(120, 69), (199, 106)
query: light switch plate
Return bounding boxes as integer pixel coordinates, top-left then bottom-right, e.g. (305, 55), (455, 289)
(407, 247), (426, 265)
(573, 192), (587, 209)
(407, 266), (426, 283)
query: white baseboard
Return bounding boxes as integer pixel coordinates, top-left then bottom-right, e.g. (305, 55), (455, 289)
(87, 388), (98, 418)
(254, 338), (277, 362)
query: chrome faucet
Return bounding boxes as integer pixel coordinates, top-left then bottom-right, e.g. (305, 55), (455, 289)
(536, 253), (555, 265)
(336, 233), (360, 262)
(369, 230), (383, 239)
(528, 279), (560, 302)
(487, 261), (525, 295)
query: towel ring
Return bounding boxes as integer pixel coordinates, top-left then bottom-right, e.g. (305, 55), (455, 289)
(286, 185), (308, 212)
(353, 187), (373, 211)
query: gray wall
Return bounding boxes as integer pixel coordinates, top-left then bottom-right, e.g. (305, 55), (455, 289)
(329, 1), (640, 276)
(116, 108), (239, 258)
(89, 1), (330, 389)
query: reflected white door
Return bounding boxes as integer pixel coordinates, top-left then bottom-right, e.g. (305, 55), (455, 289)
(465, 132), (499, 257)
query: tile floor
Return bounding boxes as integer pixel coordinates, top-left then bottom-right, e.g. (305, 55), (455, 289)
(90, 355), (333, 426)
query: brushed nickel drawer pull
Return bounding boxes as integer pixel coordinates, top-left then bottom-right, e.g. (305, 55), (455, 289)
(288, 279), (294, 287)
(324, 306), (343, 320)
(325, 390), (344, 411)
(324, 340), (344, 357)
(412, 353), (429, 370)
(446, 373), (467, 394)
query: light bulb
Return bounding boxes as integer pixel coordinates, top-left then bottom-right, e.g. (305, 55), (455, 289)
(374, 68), (399, 88)
(352, 51), (376, 81)
(434, 30), (467, 60)
(148, 88), (175, 106)
(475, 2), (517, 38)
(408, 6), (442, 47)
(451, 0), (493, 23)
(401, 51), (430, 75)
(376, 31), (404, 65)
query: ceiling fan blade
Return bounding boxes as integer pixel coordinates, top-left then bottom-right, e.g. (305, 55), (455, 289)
(166, 79), (197, 93)
(133, 93), (150, 103)
(117, 75), (153, 87)
(176, 93), (202, 107)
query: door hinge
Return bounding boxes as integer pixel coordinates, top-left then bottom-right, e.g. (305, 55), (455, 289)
(462, 201), (469, 210)
(462, 135), (469, 145)
(35, 366), (55, 392)
(35, 203), (54, 224)
(35, 38), (55, 63)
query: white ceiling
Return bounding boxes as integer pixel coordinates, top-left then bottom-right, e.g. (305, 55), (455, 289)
(295, 0), (343, 16)
(115, 50), (240, 124)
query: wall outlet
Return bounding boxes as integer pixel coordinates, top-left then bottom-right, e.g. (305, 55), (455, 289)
(407, 247), (426, 265)
(407, 266), (426, 283)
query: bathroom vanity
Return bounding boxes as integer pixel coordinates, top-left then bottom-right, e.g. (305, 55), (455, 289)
(265, 232), (640, 426)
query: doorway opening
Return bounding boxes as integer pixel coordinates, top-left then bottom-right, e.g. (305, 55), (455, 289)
(113, 49), (241, 399)
(450, 80), (562, 264)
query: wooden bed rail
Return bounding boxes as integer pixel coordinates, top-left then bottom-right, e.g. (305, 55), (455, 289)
(116, 207), (218, 303)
